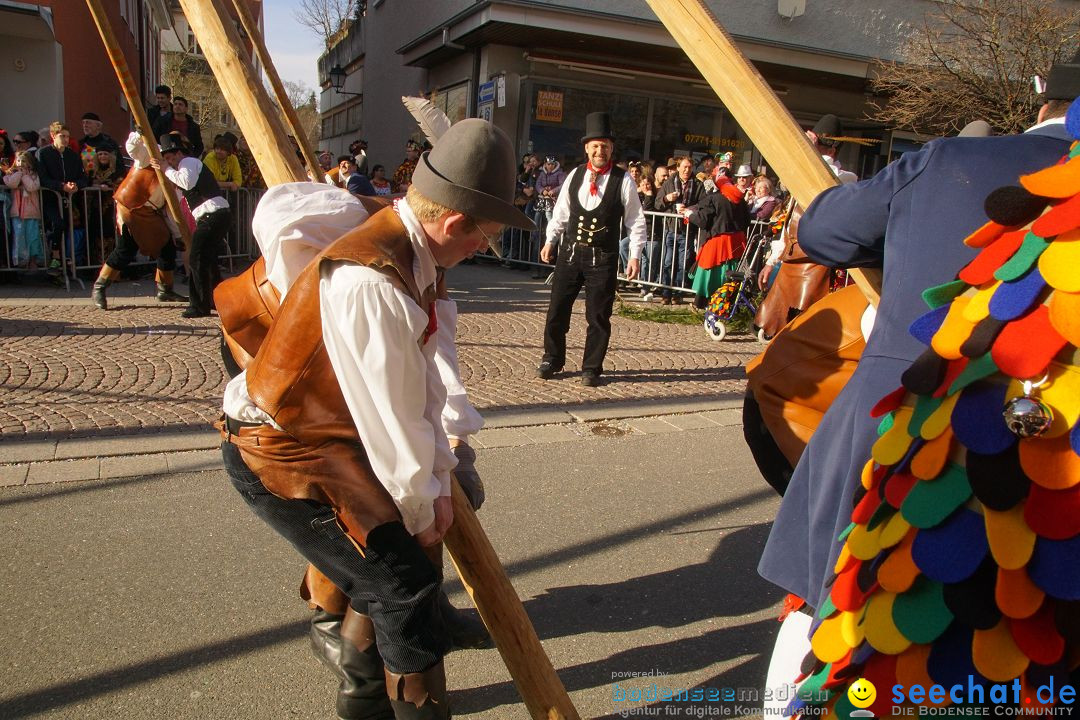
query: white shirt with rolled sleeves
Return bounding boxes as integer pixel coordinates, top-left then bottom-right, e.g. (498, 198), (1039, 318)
(222, 188), (483, 535)
(543, 166), (647, 258)
(162, 155), (229, 220)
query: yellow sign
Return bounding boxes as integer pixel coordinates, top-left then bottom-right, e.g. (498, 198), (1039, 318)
(683, 133), (743, 149)
(536, 90), (564, 123)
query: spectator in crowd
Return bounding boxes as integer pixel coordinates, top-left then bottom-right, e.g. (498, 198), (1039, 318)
(146, 85), (172, 129)
(748, 176), (780, 221)
(149, 131), (230, 318)
(85, 146), (126, 260)
(654, 164), (669, 190)
(733, 164), (754, 200)
(337, 155), (376, 197)
(632, 164), (659, 295)
(221, 131), (238, 153)
(392, 139), (422, 191)
(369, 164), (393, 196)
(533, 154), (565, 229)
(152, 96), (204, 158)
(620, 160), (650, 271)
(714, 151), (734, 179)
(349, 138), (368, 176)
(653, 156), (705, 304)
(0, 130), (13, 169)
(89, 147), (126, 190)
(38, 121), (88, 275)
(698, 154), (716, 178)
(204, 135), (243, 190)
(4, 150), (45, 269)
(37, 127), (52, 150)
(236, 136), (264, 190)
(79, 112), (121, 171)
(685, 175), (750, 308)
(12, 131), (38, 157)
(317, 150), (334, 181)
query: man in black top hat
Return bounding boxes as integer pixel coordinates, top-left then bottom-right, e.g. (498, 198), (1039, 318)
(536, 111), (647, 386)
(148, 132), (230, 318)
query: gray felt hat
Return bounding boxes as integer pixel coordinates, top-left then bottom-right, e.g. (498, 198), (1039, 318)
(411, 119), (535, 230)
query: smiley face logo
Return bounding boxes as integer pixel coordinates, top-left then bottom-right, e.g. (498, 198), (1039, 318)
(848, 678), (877, 709)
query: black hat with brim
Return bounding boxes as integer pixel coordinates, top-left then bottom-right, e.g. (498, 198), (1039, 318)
(812, 114), (843, 147)
(411, 118), (536, 231)
(1045, 49), (1080, 101)
(159, 132), (189, 154)
(581, 111), (615, 144)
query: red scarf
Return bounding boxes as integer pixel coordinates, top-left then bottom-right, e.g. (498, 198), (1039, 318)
(586, 161), (611, 196)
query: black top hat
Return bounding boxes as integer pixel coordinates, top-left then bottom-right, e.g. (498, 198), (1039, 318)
(581, 112), (614, 144)
(159, 132), (189, 154)
(411, 119), (536, 231)
(1045, 49), (1080, 101)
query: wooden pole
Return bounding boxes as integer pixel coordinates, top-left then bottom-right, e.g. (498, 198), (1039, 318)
(444, 479), (580, 720)
(227, 0), (327, 182)
(84, 0), (192, 250)
(644, 0), (881, 306)
(175, 0), (305, 186)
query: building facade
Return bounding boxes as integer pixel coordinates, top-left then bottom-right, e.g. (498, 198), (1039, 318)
(0, 0), (171, 142)
(318, 0), (947, 179)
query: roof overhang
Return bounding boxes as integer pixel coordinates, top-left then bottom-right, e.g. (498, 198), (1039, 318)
(0, 0), (56, 41)
(397, 0), (872, 80)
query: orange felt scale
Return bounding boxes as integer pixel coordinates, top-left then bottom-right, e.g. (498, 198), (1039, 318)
(910, 428), (953, 480)
(972, 619), (1030, 682)
(984, 505), (1036, 570)
(879, 530), (921, 594)
(1019, 155), (1080, 199)
(1049, 290), (1080, 346)
(833, 559), (874, 611)
(1018, 433), (1080, 490)
(990, 304), (1067, 379)
(895, 643), (935, 694)
(963, 220), (1008, 249)
(959, 230), (1026, 286)
(995, 566), (1045, 620)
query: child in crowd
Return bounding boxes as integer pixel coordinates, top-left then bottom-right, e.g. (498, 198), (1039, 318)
(4, 151), (45, 268)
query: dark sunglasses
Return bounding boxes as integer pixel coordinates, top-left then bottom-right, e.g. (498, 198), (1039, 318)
(13, 137), (28, 144)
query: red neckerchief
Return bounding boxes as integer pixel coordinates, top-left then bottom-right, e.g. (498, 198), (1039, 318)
(586, 161), (612, 196)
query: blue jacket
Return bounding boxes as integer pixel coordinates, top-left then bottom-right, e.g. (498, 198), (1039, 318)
(758, 122), (1073, 611)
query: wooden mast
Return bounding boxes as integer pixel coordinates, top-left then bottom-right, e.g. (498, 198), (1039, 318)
(643, 0), (882, 306)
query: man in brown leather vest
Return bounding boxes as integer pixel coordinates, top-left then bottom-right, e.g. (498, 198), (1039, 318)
(218, 120), (534, 720)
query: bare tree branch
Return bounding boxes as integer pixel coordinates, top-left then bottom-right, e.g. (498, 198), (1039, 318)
(869, 0), (1080, 136)
(293, 0), (357, 48)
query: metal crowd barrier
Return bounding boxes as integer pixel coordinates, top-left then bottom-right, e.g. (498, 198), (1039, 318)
(496, 209), (707, 297)
(0, 185), (266, 291)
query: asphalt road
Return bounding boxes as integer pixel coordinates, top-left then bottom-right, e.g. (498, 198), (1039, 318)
(0, 424), (782, 719)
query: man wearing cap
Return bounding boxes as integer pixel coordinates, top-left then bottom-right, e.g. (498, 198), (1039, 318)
(757, 59), (1077, 655)
(78, 112), (121, 169)
(733, 164), (755, 201)
(147, 131), (230, 318)
(537, 111), (647, 386)
(714, 151), (734, 179)
(218, 119), (532, 720)
(350, 138), (369, 176)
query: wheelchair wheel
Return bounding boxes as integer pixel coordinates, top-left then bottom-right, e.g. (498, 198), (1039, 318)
(704, 315), (727, 341)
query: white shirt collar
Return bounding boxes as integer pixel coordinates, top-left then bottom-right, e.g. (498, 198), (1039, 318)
(395, 198), (439, 296)
(1026, 115), (1067, 133)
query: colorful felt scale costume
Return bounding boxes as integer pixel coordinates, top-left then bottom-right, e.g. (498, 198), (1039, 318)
(792, 106), (1080, 717)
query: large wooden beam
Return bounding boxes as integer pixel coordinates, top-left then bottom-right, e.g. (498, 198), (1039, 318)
(227, 0), (326, 182)
(644, 0), (881, 306)
(84, 0), (192, 250)
(444, 479), (580, 720)
(175, 0), (305, 186)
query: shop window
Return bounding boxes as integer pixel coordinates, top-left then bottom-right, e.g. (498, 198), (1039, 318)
(432, 82), (468, 125)
(346, 102), (362, 131)
(528, 84), (648, 167)
(649, 99), (739, 169)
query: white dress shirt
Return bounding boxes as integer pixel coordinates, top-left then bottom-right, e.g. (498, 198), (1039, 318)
(544, 165), (647, 259)
(222, 188), (482, 535)
(163, 155), (229, 219)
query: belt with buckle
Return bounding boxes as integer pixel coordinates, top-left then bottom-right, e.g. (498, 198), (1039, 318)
(225, 416), (263, 435)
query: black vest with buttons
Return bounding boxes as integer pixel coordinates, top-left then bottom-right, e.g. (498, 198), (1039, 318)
(566, 165), (626, 252)
(181, 158), (225, 211)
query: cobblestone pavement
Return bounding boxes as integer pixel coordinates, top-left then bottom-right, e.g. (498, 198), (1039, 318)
(0, 263), (761, 441)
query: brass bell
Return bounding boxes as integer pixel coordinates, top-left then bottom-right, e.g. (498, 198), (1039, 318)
(1002, 377), (1053, 438)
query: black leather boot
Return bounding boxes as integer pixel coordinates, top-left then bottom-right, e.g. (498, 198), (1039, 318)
(91, 278), (111, 310)
(156, 283), (189, 302)
(385, 662), (451, 720)
(439, 591), (492, 651)
(310, 610), (346, 680)
(338, 608), (396, 720)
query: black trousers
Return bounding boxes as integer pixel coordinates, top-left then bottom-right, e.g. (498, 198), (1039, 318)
(741, 388), (794, 496)
(221, 441), (449, 673)
(542, 241), (619, 374)
(106, 226), (177, 272)
(188, 208), (230, 313)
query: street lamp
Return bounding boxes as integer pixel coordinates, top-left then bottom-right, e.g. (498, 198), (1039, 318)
(329, 64), (361, 96)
